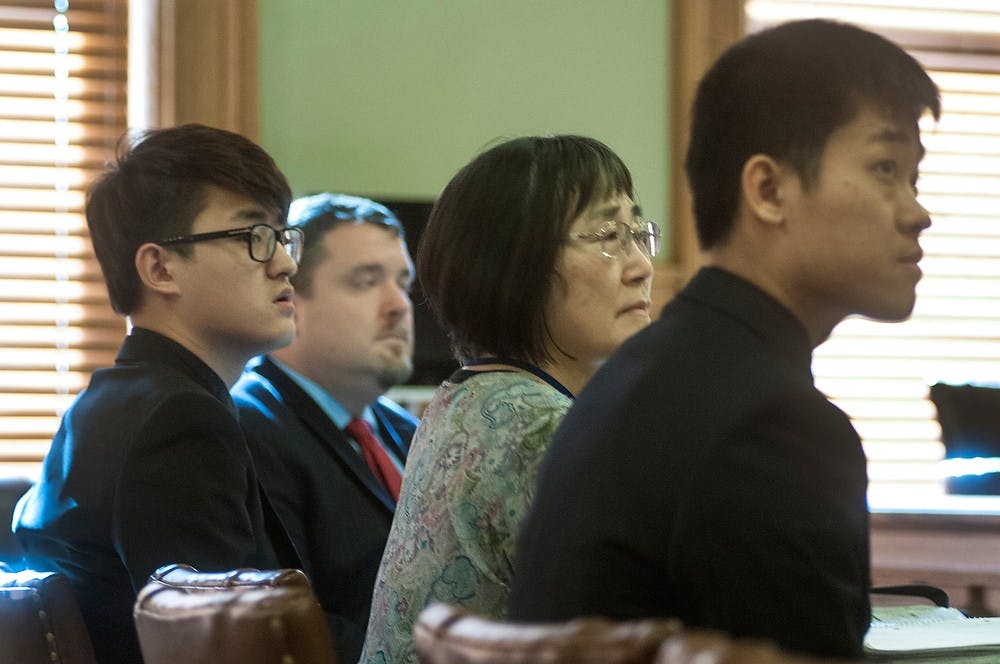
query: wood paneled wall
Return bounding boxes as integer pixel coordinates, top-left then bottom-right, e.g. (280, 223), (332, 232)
(148, 0), (259, 137)
(666, 0), (743, 288)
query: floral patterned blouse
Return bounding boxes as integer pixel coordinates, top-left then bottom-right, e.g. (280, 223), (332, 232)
(360, 369), (572, 664)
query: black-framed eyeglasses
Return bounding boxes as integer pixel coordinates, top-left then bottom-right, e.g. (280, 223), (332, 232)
(157, 224), (305, 264)
(568, 220), (661, 259)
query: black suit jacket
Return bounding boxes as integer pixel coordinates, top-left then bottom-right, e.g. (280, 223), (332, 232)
(232, 356), (417, 663)
(14, 329), (283, 664)
(508, 268), (871, 659)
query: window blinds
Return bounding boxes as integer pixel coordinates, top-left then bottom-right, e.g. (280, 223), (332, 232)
(745, 0), (1000, 500)
(0, 0), (127, 478)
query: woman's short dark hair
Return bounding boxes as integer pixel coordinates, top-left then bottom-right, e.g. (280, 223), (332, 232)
(685, 19), (940, 250)
(417, 135), (634, 365)
(86, 123), (292, 315)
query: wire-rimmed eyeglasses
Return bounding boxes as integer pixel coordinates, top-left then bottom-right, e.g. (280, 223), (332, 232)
(157, 224), (305, 264)
(568, 220), (661, 259)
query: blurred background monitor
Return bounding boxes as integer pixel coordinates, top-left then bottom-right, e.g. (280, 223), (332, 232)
(930, 382), (1000, 496)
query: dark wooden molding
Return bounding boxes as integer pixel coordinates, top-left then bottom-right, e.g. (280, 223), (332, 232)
(667, 0), (743, 285)
(155, 0), (259, 138)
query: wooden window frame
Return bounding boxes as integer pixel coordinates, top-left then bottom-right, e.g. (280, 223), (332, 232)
(144, 0), (259, 137)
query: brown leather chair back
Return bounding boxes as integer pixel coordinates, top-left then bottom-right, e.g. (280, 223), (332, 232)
(146, 562), (312, 592)
(133, 563), (337, 664)
(0, 567), (98, 664)
(654, 630), (850, 663)
(414, 602), (682, 663)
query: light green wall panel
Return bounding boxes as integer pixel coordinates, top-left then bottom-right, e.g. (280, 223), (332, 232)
(259, 0), (670, 246)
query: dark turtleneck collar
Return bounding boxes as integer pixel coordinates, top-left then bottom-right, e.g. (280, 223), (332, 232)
(679, 267), (815, 378)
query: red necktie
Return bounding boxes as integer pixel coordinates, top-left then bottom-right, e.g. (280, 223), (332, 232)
(345, 418), (402, 501)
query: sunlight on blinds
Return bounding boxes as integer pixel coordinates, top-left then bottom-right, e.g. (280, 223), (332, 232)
(745, 1), (1000, 502)
(0, 0), (127, 478)
(747, 0), (1000, 34)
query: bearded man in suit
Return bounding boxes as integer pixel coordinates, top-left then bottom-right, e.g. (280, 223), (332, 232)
(232, 192), (417, 663)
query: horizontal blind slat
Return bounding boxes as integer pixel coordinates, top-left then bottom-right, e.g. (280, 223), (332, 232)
(0, 0), (127, 471)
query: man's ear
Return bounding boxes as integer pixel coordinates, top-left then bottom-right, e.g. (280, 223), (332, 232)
(740, 154), (787, 227)
(134, 242), (182, 297)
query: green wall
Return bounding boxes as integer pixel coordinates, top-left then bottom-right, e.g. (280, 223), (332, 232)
(258, 1), (670, 248)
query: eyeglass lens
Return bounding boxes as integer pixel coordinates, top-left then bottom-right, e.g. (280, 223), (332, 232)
(640, 222), (660, 257)
(603, 221), (659, 258)
(249, 225), (303, 264)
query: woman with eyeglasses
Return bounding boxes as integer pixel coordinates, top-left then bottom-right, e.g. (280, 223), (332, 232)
(360, 135), (659, 664)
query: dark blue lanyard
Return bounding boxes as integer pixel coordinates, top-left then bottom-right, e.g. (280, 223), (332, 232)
(464, 357), (574, 399)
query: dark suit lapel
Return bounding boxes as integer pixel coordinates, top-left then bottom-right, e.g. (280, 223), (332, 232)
(372, 404), (409, 465)
(251, 357), (397, 512)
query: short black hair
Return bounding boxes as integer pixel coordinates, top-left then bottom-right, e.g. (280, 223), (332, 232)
(86, 123), (292, 314)
(286, 193), (405, 296)
(418, 135), (634, 365)
(685, 19), (940, 249)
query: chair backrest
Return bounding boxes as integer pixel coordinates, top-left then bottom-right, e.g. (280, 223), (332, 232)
(654, 630), (850, 664)
(414, 602), (682, 664)
(133, 563), (337, 664)
(0, 477), (32, 567)
(0, 567), (98, 664)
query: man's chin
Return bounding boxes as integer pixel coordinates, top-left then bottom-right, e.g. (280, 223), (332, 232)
(259, 325), (296, 355)
(377, 362), (414, 390)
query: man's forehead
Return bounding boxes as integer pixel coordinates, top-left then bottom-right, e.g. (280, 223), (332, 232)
(838, 106), (923, 150)
(325, 218), (406, 241)
(323, 223), (412, 260)
(867, 125), (923, 155)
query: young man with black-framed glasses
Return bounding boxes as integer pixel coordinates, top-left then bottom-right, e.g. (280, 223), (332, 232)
(13, 123), (302, 664)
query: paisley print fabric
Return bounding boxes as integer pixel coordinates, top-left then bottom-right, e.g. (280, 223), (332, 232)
(360, 370), (571, 664)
